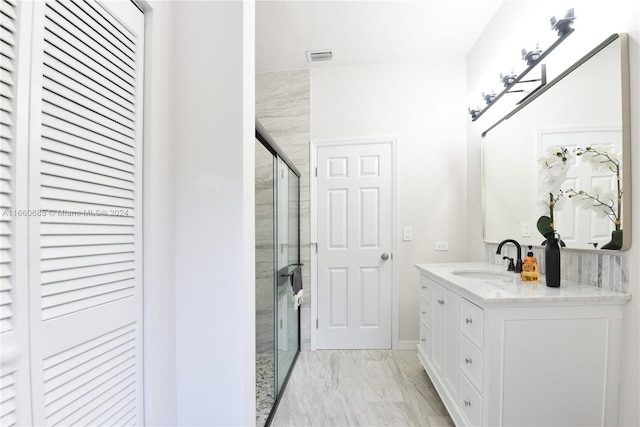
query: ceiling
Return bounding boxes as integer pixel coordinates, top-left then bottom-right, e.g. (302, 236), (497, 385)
(256, 1), (504, 72)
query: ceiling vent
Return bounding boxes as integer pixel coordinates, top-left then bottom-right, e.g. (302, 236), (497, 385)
(306, 50), (334, 62)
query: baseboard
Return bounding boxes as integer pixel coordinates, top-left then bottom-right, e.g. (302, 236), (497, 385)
(397, 340), (419, 350)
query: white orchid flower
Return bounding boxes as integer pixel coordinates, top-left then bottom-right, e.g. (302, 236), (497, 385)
(541, 173), (566, 195)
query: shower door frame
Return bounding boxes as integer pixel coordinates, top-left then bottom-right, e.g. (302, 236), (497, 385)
(255, 120), (301, 426)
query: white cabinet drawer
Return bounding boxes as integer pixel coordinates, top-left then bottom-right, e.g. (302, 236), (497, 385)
(460, 335), (483, 391)
(460, 373), (483, 426)
(420, 296), (430, 326)
(419, 321), (431, 356)
(460, 298), (484, 348)
(420, 275), (431, 300)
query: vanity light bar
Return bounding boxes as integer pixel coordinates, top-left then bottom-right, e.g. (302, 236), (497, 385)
(469, 8), (576, 122)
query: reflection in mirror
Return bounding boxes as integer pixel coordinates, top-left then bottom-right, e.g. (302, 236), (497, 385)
(483, 33), (630, 250)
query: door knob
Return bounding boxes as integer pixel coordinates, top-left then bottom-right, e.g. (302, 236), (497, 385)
(381, 253), (389, 260)
(1, 346), (18, 366)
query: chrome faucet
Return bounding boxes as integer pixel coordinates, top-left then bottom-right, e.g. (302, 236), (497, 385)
(496, 239), (523, 273)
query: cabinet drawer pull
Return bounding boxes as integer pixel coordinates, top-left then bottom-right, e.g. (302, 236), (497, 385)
(464, 400), (471, 407)
(466, 318), (473, 324)
(465, 357), (472, 364)
(421, 338), (426, 342)
(422, 285), (427, 290)
(421, 310), (426, 315)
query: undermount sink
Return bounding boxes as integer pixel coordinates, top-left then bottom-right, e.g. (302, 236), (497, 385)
(451, 270), (516, 281)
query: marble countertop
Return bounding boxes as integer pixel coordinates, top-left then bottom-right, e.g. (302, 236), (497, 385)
(416, 262), (631, 305)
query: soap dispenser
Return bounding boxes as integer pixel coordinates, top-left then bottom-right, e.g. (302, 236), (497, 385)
(521, 245), (540, 283)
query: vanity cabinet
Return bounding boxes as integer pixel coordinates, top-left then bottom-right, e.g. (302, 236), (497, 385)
(418, 276), (431, 357)
(416, 263), (629, 427)
(430, 280), (460, 399)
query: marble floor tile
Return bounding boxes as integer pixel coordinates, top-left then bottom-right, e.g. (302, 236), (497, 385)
(270, 350), (453, 427)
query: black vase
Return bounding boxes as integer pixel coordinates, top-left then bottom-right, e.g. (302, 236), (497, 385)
(545, 234), (561, 287)
(601, 229), (623, 250)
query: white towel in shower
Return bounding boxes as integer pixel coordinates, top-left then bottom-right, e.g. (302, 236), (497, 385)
(293, 289), (303, 310)
(290, 266), (303, 310)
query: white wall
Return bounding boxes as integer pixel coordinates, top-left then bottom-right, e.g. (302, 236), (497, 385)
(311, 60), (469, 343)
(171, 1), (255, 425)
(142, 1), (256, 424)
(467, 2), (639, 424)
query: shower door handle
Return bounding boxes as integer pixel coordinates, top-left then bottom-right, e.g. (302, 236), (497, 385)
(381, 253), (389, 260)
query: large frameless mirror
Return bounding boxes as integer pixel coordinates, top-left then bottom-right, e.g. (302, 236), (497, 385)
(482, 33), (631, 250)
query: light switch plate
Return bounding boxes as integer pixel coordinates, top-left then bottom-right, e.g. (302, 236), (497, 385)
(403, 227), (413, 241)
(434, 241), (448, 251)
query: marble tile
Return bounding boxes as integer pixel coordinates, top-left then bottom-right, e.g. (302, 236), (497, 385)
(620, 256), (628, 293)
(256, 70), (310, 101)
(484, 243), (628, 294)
(418, 262), (630, 304)
(338, 359), (404, 403)
(299, 306), (311, 350)
(427, 416), (456, 426)
(563, 251), (578, 282)
(257, 69), (311, 348)
(271, 350), (453, 427)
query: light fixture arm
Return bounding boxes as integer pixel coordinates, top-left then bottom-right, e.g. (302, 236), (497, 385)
(470, 17), (575, 122)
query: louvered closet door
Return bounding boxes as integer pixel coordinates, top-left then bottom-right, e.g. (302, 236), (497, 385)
(1, 1), (34, 425)
(27, 1), (145, 425)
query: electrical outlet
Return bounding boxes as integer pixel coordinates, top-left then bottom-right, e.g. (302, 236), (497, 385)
(434, 241), (448, 251)
(403, 227), (413, 241)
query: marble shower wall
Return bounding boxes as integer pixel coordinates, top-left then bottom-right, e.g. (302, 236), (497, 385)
(484, 243), (629, 293)
(257, 70), (311, 349)
(255, 142), (275, 354)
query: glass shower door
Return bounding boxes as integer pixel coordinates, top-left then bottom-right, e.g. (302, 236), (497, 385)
(275, 158), (300, 396)
(255, 121), (301, 426)
(255, 140), (276, 425)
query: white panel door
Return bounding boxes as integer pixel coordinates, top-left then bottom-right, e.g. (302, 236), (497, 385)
(317, 141), (393, 349)
(25, 1), (145, 425)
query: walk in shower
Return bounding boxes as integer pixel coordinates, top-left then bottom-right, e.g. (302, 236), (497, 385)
(255, 120), (301, 426)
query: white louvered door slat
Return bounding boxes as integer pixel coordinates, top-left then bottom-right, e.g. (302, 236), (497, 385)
(0, 0), (33, 425)
(45, 2), (136, 81)
(0, 0), (17, 337)
(42, 55), (136, 118)
(43, 36), (135, 105)
(42, 148), (135, 181)
(26, 1), (144, 425)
